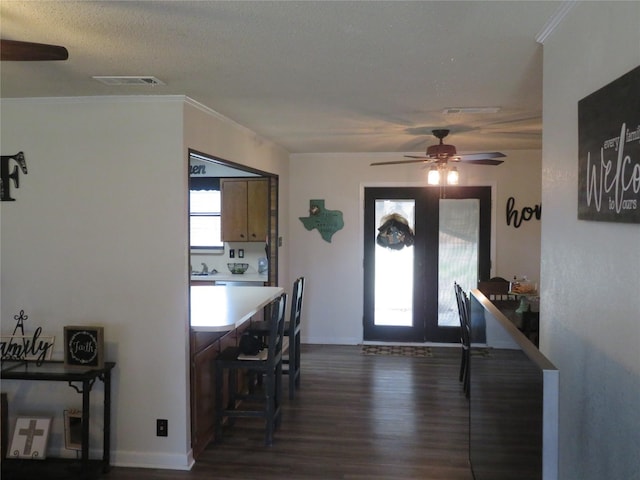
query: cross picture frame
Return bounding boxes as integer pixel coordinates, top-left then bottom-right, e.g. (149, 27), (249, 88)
(7, 416), (51, 460)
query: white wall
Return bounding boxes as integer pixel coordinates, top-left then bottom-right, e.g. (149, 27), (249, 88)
(183, 100), (291, 289)
(0, 96), (290, 470)
(541, 3), (640, 479)
(1, 96), (190, 468)
(289, 150), (541, 344)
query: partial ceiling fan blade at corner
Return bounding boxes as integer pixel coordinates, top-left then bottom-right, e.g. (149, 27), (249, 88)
(0, 39), (69, 61)
(370, 158), (433, 166)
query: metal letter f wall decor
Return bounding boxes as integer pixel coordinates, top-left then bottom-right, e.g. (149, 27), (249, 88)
(1, 151), (28, 201)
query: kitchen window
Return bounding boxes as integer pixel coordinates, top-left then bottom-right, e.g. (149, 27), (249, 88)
(190, 177), (223, 250)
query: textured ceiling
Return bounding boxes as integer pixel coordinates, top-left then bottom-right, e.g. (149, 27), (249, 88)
(0, 1), (564, 154)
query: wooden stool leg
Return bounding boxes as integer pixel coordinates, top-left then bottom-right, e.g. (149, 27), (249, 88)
(264, 370), (275, 446)
(288, 338), (296, 400)
(276, 363), (283, 429)
(295, 334), (301, 388)
(214, 364), (224, 442)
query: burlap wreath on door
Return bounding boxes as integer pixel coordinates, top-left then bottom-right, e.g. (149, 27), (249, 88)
(376, 213), (415, 250)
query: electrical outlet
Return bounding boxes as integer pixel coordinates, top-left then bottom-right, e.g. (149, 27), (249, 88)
(229, 249), (235, 258)
(157, 419), (168, 437)
(238, 249), (244, 258)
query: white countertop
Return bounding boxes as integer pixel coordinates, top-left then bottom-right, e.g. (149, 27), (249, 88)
(190, 285), (284, 332)
(191, 272), (268, 283)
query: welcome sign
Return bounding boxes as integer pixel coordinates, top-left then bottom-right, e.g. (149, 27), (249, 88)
(578, 65), (640, 223)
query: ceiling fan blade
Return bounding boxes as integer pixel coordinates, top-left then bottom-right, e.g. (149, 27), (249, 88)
(457, 158), (505, 166)
(1, 39), (69, 61)
(371, 158), (433, 166)
(458, 152), (506, 161)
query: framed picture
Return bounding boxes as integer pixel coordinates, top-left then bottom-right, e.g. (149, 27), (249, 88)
(578, 65), (640, 223)
(7, 416), (51, 460)
(63, 326), (104, 369)
(63, 410), (83, 450)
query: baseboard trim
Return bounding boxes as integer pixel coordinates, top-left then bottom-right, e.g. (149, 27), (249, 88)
(111, 450), (195, 471)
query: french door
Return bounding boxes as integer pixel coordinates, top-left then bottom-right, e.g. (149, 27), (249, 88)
(363, 186), (491, 343)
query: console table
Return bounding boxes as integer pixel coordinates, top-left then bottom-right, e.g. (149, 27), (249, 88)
(0, 360), (115, 477)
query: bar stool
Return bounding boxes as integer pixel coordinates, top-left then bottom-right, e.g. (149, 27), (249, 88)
(522, 309), (540, 347)
(214, 293), (287, 446)
(454, 282), (470, 398)
(248, 277), (305, 400)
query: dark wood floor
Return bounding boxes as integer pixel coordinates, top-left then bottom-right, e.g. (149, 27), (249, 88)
(108, 344), (473, 480)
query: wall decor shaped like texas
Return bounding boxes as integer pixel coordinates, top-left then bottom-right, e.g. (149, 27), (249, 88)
(299, 199), (344, 243)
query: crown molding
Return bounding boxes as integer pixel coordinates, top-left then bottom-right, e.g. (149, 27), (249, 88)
(536, 0), (579, 44)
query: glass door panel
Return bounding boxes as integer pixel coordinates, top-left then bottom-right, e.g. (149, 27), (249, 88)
(438, 199), (480, 327)
(374, 199), (415, 327)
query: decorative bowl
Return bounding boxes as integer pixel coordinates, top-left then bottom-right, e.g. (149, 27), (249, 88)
(227, 263), (249, 274)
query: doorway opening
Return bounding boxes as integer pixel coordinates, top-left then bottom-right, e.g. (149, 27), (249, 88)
(188, 149), (279, 285)
(363, 186), (491, 343)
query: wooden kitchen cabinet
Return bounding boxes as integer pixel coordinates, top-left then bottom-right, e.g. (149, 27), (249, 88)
(191, 329), (236, 459)
(191, 335), (221, 458)
(220, 178), (268, 242)
(190, 321), (256, 458)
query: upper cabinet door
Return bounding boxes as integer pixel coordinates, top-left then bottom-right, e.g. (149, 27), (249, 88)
(221, 179), (248, 241)
(247, 179), (268, 242)
(221, 178), (268, 242)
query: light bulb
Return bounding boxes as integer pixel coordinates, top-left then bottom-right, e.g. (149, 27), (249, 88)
(447, 167), (459, 185)
(427, 167), (440, 185)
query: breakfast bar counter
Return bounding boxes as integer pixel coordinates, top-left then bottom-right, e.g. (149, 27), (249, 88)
(189, 284), (283, 457)
(190, 272), (268, 284)
(190, 285), (283, 332)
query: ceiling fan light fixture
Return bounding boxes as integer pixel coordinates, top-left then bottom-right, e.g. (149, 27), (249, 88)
(372, 128), (505, 168)
(447, 167), (459, 185)
(427, 166), (440, 185)
(426, 143), (457, 158)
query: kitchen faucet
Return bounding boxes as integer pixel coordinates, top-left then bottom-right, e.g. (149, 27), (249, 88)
(200, 263), (208, 274)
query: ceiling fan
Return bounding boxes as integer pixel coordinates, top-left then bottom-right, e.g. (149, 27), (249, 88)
(370, 129), (506, 167)
(0, 39), (68, 61)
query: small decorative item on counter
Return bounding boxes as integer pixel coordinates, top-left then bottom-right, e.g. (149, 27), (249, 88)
(510, 277), (538, 315)
(258, 257), (268, 274)
(510, 276), (537, 295)
(227, 263), (249, 274)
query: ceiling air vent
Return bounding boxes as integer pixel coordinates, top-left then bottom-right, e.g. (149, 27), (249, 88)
(443, 107), (501, 114)
(92, 76), (165, 86)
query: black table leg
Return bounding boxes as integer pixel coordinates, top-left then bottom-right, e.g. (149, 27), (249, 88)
(82, 378), (91, 469)
(102, 369), (111, 472)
